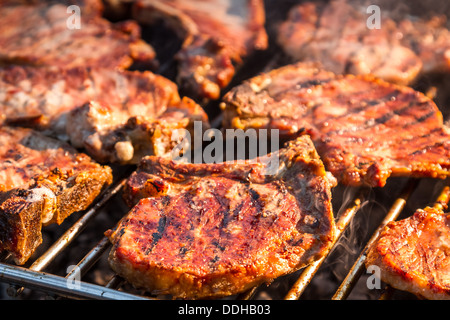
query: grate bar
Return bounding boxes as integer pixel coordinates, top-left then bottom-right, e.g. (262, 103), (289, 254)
(284, 189), (365, 300)
(65, 236), (111, 280)
(237, 285), (257, 300)
(0, 253), (11, 263)
(105, 275), (125, 289)
(331, 179), (420, 300)
(0, 262), (148, 300)
(433, 185), (450, 211)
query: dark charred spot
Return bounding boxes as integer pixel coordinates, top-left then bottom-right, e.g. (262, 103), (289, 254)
(179, 246), (188, 256)
(249, 188), (260, 202)
(210, 255), (220, 264)
(149, 179), (166, 193)
(149, 215), (167, 252)
(160, 195), (170, 207)
(212, 239), (225, 251)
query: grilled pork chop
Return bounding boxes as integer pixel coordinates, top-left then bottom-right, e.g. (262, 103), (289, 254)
(0, 65), (209, 164)
(221, 62), (450, 187)
(366, 206), (450, 300)
(0, 0), (155, 70)
(122, 0), (268, 100)
(0, 126), (112, 264)
(278, 0), (450, 85)
(107, 136), (336, 298)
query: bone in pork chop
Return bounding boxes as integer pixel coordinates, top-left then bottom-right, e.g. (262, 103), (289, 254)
(0, 65), (209, 164)
(0, 0), (208, 164)
(278, 0), (450, 85)
(0, 126), (112, 265)
(366, 206), (450, 300)
(221, 62), (450, 187)
(107, 136), (336, 298)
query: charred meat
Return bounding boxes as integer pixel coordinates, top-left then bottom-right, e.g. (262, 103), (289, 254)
(107, 136), (336, 298)
(366, 206), (450, 300)
(0, 126), (112, 264)
(222, 62), (450, 187)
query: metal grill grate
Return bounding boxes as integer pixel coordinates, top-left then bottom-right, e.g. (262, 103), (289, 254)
(0, 172), (448, 300)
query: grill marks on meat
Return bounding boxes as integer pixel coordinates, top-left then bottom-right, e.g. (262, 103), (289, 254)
(129, 0), (268, 100)
(278, 0), (450, 85)
(0, 65), (209, 164)
(0, 0), (156, 70)
(366, 206), (450, 300)
(222, 63), (450, 187)
(107, 136), (336, 298)
(0, 126), (113, 264)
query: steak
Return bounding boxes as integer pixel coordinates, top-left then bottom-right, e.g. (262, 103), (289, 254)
(221, 62), (450, 187)
(366, 206), (450, 300)
(107, 136), (336, 298)
(0, 65), (209, 164)
(123, 0), (268, 100)
(0, 126), (113, 264)
(0, 0), (156, 70)
(277, 0), (450, 85)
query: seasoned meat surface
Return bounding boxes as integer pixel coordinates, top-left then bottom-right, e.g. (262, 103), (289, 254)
(128, 0), (268, 100)
(0, 126), (113, 264)
(0, 0), (155, 70)
(107, 136), (336, 298)
(278, 0), (450, 85)
(221, 62), (450, 187)
(0, 65), (209, 164)
(366, 206), (450, 300)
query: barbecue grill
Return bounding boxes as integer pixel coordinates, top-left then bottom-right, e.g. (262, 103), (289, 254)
(1, 0), (450, 301)
(0, 160), (448, 300)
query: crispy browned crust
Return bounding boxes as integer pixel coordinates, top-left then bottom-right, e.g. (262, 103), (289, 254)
(108, 136), (335, 298)
(0, 190), (44, 266)
(221, 62), (450, 187)
(366, 207), (450, 300)
(0, 127), (113, 264)
(35, 167), (113, 225)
